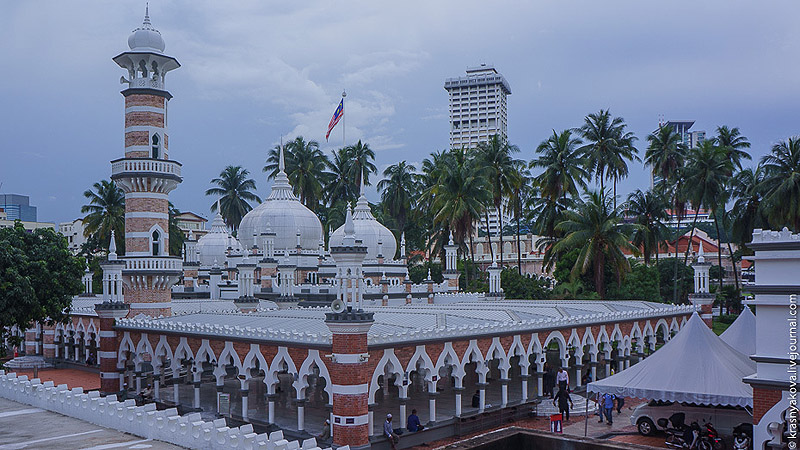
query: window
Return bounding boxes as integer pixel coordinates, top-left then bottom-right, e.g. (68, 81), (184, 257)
(151, 134), (160, 159)
(152, 230), (160, 256)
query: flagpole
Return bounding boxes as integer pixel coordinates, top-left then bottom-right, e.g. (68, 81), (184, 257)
(342, 89), (347, 148)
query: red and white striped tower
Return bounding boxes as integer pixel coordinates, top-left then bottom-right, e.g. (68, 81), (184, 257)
(325, 207), (373, 449)
(111, 7), (182, 317)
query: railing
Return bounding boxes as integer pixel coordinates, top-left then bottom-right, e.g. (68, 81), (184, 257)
(111, 158), (182, 178)
(124, 257), (182, 272)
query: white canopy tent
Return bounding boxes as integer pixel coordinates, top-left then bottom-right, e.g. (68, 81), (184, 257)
(587, 312), (755, 408)
(720, 307), (756, 356)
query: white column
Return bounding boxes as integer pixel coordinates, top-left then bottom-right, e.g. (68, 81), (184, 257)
(153, 378), (160, 400)
(135, 372), (142, 394)
(267, 394), (276, 424)
(399, 402), (407, 429)
(368, 408), (374, 437)
(454, 386), (463, 417)
(479, 388), (486, 412)
(173, 381), (180, 404)
(193, 374), (201, 409)
(241, 390), (249, 421)
(521, 376), (529, 403)
(297, 400), (305, 431)
(500, 380), (508, 407)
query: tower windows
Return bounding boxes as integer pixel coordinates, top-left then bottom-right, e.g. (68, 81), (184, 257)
(151, 134), (160, 159)
(151, 230), (161, 256)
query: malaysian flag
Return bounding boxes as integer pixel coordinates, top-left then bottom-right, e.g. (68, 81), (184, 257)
(326, 99), (344, 142)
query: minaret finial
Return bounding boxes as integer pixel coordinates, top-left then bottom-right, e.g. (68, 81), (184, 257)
(109, 230), (117, 260)
(144, 3), (151, 26)
(279, 137), (285, 173)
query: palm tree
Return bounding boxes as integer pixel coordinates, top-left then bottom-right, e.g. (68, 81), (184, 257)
(431, 149), (492, 281)
(81, 180), (125, 252)
(683, 140), (733, 293)
(715, 126), (751, 171)
(263, 136), (329, 211)
(205, 166), (261, 233)
(378, 161), (417, 242)
(625, 189), (669, 266)
(549, 190), (639, 298)
(168, 202), (185, 257)
(645, 125), (687, 303)
(760, 137), (800, 231)
(531, 130), (588, 205)
(477, 134), (522, 265)
(579, 110), (639, 208)
(345, 140), (377, 188)
(325, 148), (358, 206)
(731, 167), (768, 247)
(510, 166), (532, 273)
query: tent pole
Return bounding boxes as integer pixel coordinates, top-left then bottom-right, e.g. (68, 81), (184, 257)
(584, 393), (589, 437)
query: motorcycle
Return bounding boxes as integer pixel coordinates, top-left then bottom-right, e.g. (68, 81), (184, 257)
(658, 413), (701, 449)
(732, 423), (753, 450)
(698, 422), (725, 450)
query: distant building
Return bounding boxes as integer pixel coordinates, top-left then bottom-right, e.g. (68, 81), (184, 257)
(0, 194), (38, 222)
(0, 209), (55, 232)
(175, 211), (208, 239)
(445, 64), (511, 149)
(659, 120), (705, 149)
(445, 65), (512, 235)
(58, 218), (87, 253)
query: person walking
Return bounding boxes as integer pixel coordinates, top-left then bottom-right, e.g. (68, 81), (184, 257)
(616, 396), (625, 414)
(556, 367), (569, 392)
(599, 393), (615, 425)
(553, 388), (574, 421)
(384, 414), (400, 449)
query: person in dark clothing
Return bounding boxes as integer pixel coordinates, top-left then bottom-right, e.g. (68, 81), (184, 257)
(553, 388), (574, 421)
(471, 390), (480, 408)
(616, 396), (625, 413)
(543, 364), (554, 398)
(407, 409), (424, 432)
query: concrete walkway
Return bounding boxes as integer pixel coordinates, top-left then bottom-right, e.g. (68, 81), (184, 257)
(0, 397), (184, 450)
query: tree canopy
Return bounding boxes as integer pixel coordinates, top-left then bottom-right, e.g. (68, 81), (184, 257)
(0, 223), (83, 337)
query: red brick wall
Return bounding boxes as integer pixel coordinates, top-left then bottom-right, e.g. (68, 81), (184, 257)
(125, 94), (165, 108)
(753, 387), (784, 424)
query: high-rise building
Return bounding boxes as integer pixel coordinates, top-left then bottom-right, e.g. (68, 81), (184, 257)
(659, 120), (705, 149)
(444, 64), (511, 149)
(0, 194), (38, 222)
(445, 65), (512, 235)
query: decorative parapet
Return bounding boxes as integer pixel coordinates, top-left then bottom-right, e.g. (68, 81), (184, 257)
(0, 371), (343, 450)
(751, 227), (799, 244)
(114, 302), (696, 347)
(111, 158), (182, 180)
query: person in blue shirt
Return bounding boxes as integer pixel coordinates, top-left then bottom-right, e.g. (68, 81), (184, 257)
(598, 393), (615, 425)
(407, 409), (424, 432)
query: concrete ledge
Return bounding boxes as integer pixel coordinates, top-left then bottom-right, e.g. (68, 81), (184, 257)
(0, 370), (346, 450)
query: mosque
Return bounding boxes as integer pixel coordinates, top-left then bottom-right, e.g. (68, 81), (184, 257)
(7, 10), (705, 449)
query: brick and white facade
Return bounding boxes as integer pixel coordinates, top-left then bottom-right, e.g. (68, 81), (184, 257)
(110, 10), (182, 318)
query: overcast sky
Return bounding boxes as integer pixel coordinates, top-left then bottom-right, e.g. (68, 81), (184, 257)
(2, 1), (799, 225)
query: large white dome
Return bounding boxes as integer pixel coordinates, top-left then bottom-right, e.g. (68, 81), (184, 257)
(330, 192), (397, 260)
(196, 212), (243, 266)
(127, 7), (166, 53)
(238, 149), (323, 251)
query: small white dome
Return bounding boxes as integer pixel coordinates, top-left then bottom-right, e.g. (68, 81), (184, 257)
(196, 211), (243, 266)
(238, 145), (323, 251)
(330, 193), (397, 260)
(127, 7), (165, 53)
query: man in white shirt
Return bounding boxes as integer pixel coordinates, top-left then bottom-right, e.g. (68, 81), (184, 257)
(556, 367), (569, 392)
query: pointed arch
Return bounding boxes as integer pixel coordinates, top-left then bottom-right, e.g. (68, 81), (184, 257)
(214, 341), (243, 383)
(117, 332), (136, 368)
(406, 345), (436, 383)
(264, 346), (298, 390)
(528, 333), (544, 371)
(171, 337), (194, 373)
(193, 339), (216, 373)
(434, 342), (464, 383)
(368, 349), (405, 403)
(486, 337), (511, 378)
(242, 344), (269, 376)
(295, 349), (332, 400)
(134, 333), (155, 369)
(153, 335), (173, 372)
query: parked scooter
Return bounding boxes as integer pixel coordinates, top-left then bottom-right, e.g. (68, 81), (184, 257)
(658, 413), (701, 449)
(698, 422), (725, 450)
(732, 423), (753, 450)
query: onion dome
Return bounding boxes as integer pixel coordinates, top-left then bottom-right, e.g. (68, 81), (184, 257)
(330, 180), (397, 260)
(238, 142), (323, 251)
(196, 204), (243, 266)
(127, 6), (166, 53)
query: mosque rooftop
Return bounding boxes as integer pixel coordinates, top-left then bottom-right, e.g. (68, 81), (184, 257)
(113, 300), (696, 348)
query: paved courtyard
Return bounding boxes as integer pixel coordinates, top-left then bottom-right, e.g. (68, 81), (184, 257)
(0, 397), (184, 450)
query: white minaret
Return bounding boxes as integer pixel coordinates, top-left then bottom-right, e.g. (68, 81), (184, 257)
(330, 206), (368, 310)
(99, 232), (125, 303)
(486, 252), (504, 300)
(689, 241), (714, 327)
(443, 231), (461, 291)
(111, 7), (182, 317)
